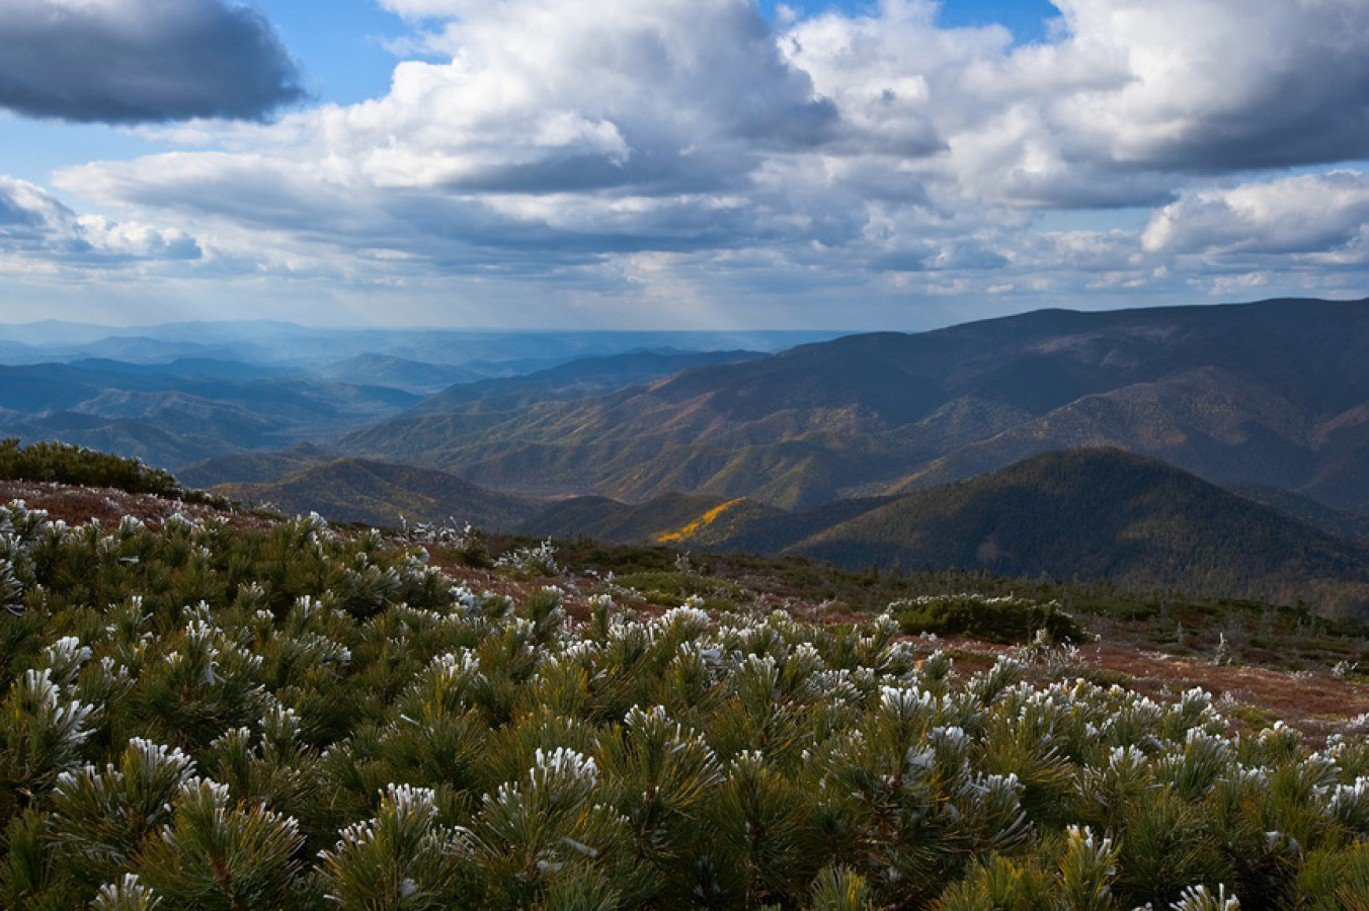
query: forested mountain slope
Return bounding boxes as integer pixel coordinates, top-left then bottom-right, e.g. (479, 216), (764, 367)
(524, 449), (1369, 618)
(345, 298), (1369, 511)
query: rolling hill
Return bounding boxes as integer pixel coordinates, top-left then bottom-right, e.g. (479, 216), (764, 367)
(213, 457), (540, 530)
(311, 354), (482, 394)
(173, 349), (767, 489)
(343, 297), (1369, 512)
(409, 348), (765, 415)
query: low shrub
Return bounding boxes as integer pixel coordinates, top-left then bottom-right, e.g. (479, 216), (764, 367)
(891, 593), (1089, 644)
(0, 503), (1363, 910)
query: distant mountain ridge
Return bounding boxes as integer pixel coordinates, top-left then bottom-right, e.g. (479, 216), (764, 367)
(0, 348), (771, 476)
(409, 349), (765, 415)
(343, 297), (1369, 512)
(0, 358), (420, 466)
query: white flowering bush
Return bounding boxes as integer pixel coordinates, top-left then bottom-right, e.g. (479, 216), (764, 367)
(0, 502), (1365, 910)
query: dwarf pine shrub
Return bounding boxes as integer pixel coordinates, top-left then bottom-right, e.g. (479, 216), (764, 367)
(891, 593), (1088, 644)
(0, 500), (1365, 910)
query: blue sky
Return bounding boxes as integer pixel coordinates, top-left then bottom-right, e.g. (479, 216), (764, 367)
(0, 0), (1365, 329)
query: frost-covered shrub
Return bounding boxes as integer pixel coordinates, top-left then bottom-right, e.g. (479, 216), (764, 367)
(0, 439), (230, 508)
(0, 505), (1363, 910)
(496, 538), (561, 578)
(891, 593), (1088, 644)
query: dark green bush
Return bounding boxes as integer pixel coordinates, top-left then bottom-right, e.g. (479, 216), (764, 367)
(0, 439), (228, 508)
(891, 593), (1089, 644)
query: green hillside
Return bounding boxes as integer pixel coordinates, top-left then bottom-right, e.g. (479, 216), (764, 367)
(790, 449), (1369, 618)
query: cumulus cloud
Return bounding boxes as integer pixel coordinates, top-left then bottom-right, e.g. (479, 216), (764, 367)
(1142, 171), (1369, 255)
(1045, 0), (1369, 171)
(785, 0), (1369, 208)
(0, 175), (201, 268)
(33, 0), (1369, 321)
(315, 0), (835, 195)
(0, 0), (304, 123)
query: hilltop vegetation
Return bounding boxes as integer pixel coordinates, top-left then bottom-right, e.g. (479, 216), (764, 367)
(1, 488), (1368, 911)
(0, 439), (227, 508)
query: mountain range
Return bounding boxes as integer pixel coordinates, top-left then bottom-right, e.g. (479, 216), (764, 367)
(0, 348), (769, 471)
(342, 297), (1369, 513)
(6, 298), (1369, 617)
(207, 446), (1369, 618)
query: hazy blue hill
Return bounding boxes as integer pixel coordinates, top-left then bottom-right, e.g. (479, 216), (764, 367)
(342, 298), (1369, 512)
(67, 356), (294, 383)
(311, 354), (481, 394)
(0, 358), (423, 470)
(26, 418), (238, 467)
(0, 320), (836, 369)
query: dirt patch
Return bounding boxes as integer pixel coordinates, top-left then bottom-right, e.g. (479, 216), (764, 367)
(1084, 642), (1369, 739)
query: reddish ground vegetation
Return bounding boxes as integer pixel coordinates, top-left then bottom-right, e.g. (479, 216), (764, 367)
(0, 480), (272, 530)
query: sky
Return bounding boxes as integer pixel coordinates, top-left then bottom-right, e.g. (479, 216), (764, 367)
(0, 0), (1366, 329)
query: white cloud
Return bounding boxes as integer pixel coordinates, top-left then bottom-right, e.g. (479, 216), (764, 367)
(1142, 171), (1369, 255)
(784, 0), (1369, 208)
(28, 0), (1369, 323)
(0, 175), (201, 269)
(306, 0), (836, 195)
(1045, 0), (1369, 170)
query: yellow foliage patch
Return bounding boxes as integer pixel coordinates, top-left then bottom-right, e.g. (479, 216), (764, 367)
(656, 498), (745, 543)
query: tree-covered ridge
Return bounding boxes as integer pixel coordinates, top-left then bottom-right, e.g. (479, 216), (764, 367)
(1, 502), (1366, 910)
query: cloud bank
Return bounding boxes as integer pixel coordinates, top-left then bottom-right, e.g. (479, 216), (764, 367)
(0, 175), (201, 278)
(0, 0), (304, 123)
(8, 0), (1369, 325)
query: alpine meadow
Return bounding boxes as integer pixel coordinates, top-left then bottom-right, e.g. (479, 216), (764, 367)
(1, 1), (1368, 910)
